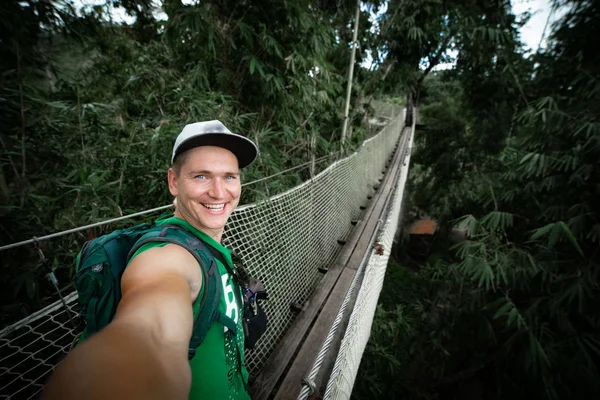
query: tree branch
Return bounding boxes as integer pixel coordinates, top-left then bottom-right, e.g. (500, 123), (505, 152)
(381, 59), (396, 81)
(418, 33), (453, 85)
(16, 40), (27, 207)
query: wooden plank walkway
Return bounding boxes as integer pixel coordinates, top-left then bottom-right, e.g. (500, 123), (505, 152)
(250, 124), (410, 400)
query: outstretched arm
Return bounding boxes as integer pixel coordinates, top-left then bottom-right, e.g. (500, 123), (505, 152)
(43, 245), (201, 400)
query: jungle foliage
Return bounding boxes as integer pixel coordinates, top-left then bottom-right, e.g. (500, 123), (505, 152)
(2, 0), (599, 398)
(354, 1), (600, 399)
(0, 0), (387, 322)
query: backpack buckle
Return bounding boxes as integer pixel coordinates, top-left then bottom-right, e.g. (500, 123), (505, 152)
(244, 288), (256, 302)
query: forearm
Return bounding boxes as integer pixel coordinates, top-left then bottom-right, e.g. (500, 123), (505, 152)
(43, 320), (191, 400)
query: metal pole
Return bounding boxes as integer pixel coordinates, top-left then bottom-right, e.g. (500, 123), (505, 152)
(340, 0), (361, 152)
(310, 132), (316, 179)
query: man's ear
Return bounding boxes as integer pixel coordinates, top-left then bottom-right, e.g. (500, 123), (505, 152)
(168, 168), (179, 197)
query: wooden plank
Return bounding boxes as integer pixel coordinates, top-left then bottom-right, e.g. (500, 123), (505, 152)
(250, 127), (409, 400)
(333, 129), (407, 268)
(273, 267), (358, 400)
(343, 130), (408, 271)
(271, 131), (409, 399)
(249, 261), (346, 400)
(314, 128), (412, 394)
(312, 132), (411, 389)
(250, 192), (386, 399)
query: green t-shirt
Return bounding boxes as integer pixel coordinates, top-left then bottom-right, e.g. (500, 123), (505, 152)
(128, 216), (250, 400)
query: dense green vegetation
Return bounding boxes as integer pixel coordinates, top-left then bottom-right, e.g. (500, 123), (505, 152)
(2, 0), (598, 398)
(0, 0), (387, 322)
(354, 0), (600, 399)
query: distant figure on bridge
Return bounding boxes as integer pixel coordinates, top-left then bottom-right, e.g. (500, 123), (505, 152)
(44, 121), (266, 399)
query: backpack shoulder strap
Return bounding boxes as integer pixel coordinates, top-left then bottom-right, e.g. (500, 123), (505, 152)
(127, 224), (237, 359)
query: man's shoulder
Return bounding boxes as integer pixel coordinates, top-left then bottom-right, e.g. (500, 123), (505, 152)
(127, 221), (202, 267)
(122, 240), (203, 301)
(126, 241), (199, 272)
(128, 241), (169, 264)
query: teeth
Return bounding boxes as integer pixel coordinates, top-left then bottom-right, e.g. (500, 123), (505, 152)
(203, 203), (225, 210)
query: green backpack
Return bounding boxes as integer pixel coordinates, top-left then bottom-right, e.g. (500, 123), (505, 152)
(74, 219), (239, 359)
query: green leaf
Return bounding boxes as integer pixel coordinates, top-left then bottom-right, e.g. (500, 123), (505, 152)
(507, 306), (521, 329)
(255, 59), (265, 77)
(455, 214), (479, 237)
(476, 259), (495, 290)
(450, 240), (472, 259)
(531, 222), (584, 256)
(481, 211), (513, 230)
(557, 221), (584, 256)
(492, 298), (512, 319)
(530, 223), (555, 241)
(46, 101), (68, 109)
(528, 331), (550, 368)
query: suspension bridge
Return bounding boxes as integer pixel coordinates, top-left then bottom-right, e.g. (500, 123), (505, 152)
(0, 103), (415, 400)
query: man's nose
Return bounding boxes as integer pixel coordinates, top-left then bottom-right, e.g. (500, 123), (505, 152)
(209, 179), (225, 198)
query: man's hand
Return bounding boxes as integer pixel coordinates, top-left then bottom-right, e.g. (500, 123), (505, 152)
(43, 244), (202, 400)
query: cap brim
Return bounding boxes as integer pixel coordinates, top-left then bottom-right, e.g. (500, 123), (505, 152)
(173, 132), (258, 168)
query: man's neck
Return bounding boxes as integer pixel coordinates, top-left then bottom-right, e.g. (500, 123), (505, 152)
(173, 209), (224, 243)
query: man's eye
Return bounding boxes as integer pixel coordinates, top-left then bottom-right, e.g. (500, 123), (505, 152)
(195, 174), (206, 180)
(225, 175), (237, 180)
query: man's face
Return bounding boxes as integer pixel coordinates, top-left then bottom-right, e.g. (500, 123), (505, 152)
(168, 146), (241, 238)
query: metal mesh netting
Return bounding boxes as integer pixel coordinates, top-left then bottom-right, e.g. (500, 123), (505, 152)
(322, 121), (414, 400)
(370, 100), (402, 122)
(0, 111), (404, 399)
(0, 293), (80, 400)
(222, 112), (404, 375)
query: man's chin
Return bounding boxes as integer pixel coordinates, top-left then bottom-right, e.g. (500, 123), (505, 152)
(199, 216), (228, 231)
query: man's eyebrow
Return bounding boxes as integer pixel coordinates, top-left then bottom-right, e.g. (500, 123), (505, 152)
(191, 170), (240, 176)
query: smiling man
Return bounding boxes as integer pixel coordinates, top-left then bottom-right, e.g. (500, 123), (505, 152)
(43, 121), (258, 400)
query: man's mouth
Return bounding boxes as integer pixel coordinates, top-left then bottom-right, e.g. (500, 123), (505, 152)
(202, 203), (225, 211)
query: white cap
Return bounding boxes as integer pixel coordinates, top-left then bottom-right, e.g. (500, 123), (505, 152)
(171, 120), (258, 168)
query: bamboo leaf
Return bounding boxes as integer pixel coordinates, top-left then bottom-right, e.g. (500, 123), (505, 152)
(481, 211), (513, 230)
(455, 214), (479, 237)
(531, 223), (555, 241)
(557, 221), (584, 256)
(507, 306), (520, 328)
(493, 298), (512, 319)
